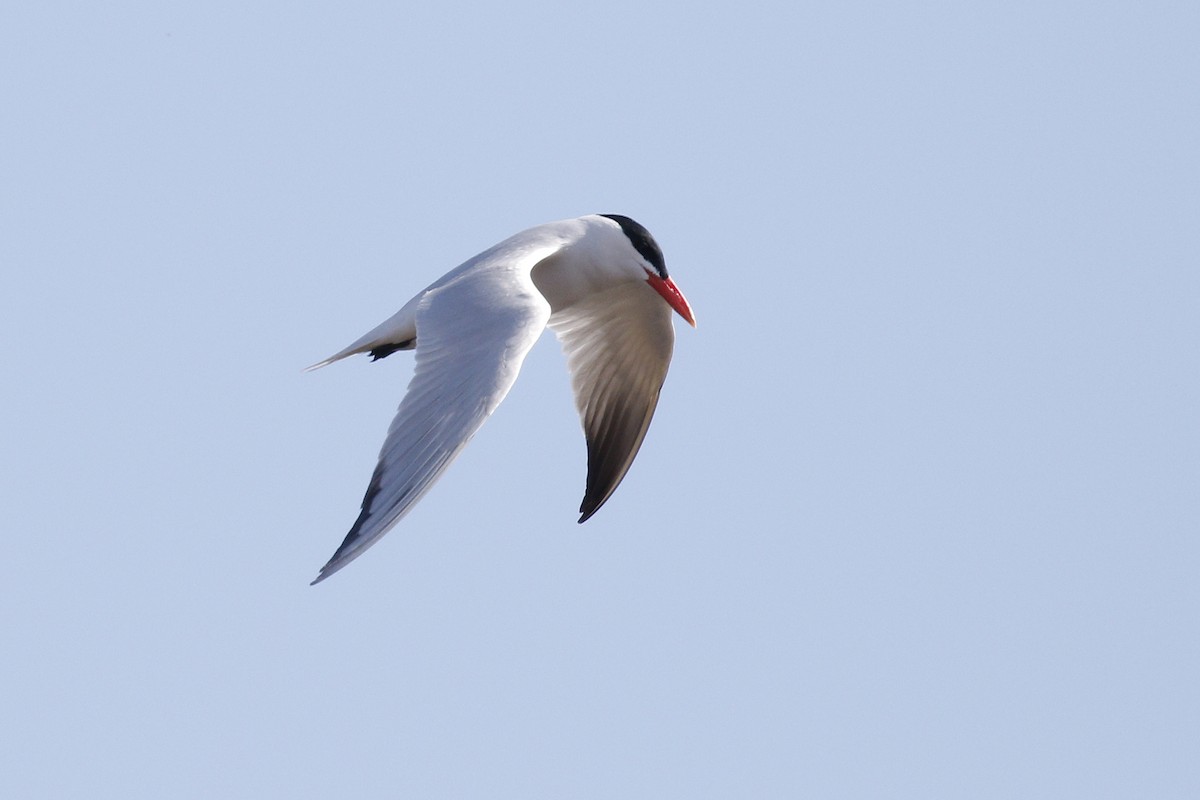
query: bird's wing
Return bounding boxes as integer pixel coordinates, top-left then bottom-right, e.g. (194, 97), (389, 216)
(312, 267), (552, 584)
(547, 280), (676, 522)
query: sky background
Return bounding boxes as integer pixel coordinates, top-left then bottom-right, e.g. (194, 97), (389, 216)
(2, 1), (1197, 797)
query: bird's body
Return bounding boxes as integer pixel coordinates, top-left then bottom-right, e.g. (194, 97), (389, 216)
(310, 214), (694, 583)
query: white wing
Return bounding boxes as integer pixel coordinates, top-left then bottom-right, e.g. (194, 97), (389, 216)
(312, 266), (552, 584)
(547, 280), (676, 522)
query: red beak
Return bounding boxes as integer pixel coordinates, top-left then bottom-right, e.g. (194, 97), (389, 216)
(646, 273), (697, 327)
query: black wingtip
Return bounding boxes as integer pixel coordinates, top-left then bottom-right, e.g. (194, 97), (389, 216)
(309, 559), (337, 585)
(368, 339), (414, 361)
(577, 493), (606, 524)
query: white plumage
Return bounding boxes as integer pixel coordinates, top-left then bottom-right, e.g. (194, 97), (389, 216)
(310, 214), (695, 583)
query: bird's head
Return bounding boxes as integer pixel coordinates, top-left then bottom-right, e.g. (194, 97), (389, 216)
(599, 214), (696, 327)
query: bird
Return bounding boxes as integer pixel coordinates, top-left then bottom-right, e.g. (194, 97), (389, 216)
(308, 214), (695, 584)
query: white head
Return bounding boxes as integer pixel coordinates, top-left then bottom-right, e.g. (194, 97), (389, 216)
(596, 214), (696, 327)
(532, 214), (696, 326)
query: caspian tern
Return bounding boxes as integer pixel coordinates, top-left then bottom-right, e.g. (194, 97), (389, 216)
(309, 214), (695, 584)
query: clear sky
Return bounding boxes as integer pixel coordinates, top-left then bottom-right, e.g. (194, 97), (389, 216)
(2, 2), (1197, 797)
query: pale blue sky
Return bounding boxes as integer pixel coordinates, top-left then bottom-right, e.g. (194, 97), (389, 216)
(2, 2), (1197, 797)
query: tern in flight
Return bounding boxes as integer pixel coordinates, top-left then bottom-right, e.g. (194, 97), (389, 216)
(309, 214), (695, 583)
